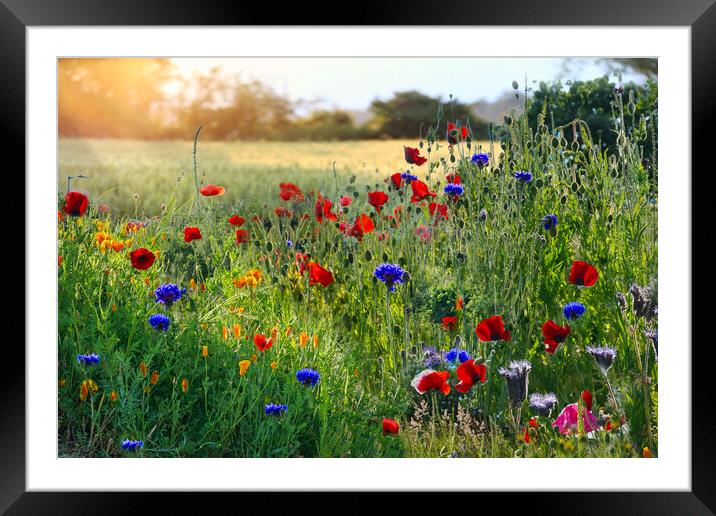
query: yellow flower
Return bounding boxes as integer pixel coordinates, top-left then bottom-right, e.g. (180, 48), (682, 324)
(79, 379), (98, 401)
(181, 378), (188, 393)
(642, 447), (654, 458)
(251, 354), (258, 362)
(270, 361), (277, 369)
(189, 278), (197, 290)
(239, 360), (251, 376)
(299, 332), (308, 348)
(232, 323), (241, 339)
(111, 303), (117, 312)
(285, 326), (292, 337)
(222, 326), (228, 340)
(110, 390), (117, 402)
(58, 378), (66, 387)
(312, 334), (319, 349)
(139, 362), (147, 377)
(354, 369), (360, 378)
(200, 323), (208, 330)
(150, 370), (159, 385)
(202, 345), (209, 357)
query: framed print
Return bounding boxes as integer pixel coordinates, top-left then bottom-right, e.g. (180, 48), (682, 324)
(3, 0), (712, 512)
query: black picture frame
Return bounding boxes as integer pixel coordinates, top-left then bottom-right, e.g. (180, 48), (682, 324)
(4, 1), (711, 513)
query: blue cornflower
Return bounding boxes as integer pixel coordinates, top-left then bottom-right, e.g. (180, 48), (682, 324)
(373, 263), (407, 293)
(444, 348), (459, 363)
(471, 153), (489, 167)
(401, 172), (418, 183)
(444, 183), (465, 198)
(76, 353), (101, 366)
(148, 313), (170, 331)
(458, 350), (471, 363)
(154, 283), (186, 305)
(296, 368), (320, 387)
(541, 214), (558, 230)
(286, 239), (293, 248)
(514, 171), (533, 183)
(563, 302), (586, 320)
(121, 439), (143, 451)
(265, 403), (288, 416)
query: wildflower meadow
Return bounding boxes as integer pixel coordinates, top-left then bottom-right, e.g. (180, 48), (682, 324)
(58, 90), (658, 458)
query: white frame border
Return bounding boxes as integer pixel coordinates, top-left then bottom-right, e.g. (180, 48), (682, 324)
(27, 26), (691, 491)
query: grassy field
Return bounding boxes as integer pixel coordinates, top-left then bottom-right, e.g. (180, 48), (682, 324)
(59, 138), (495, 215)
(58, 109), (658, 458)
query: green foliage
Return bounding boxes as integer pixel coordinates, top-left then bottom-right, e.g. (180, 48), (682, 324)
(525, 76), (658, 159)
(368, 90), (489, 140)
(58, 92), (657, 458)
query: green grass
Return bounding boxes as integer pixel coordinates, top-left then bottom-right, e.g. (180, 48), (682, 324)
(58, 102), (657, 458)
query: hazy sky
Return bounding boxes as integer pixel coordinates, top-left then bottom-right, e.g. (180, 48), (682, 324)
(170, 57), (645, 112)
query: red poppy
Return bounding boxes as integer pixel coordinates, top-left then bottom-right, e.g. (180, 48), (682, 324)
(581, 390), (593, 411)
(454, 360), (487, 393)
(236, 229), (250, 244)
(428, 202), (448, 222)
(184, 226), (202, 242)
(279, 182), (305, 202)
(383, 205), (404, 229)
(410, 180), (437, 203)
(253, 333), (273, 352)
(446, 122), (469, 145)
(411, 369), (451, 395)
(441, 316), (458, 331)
(541, 320), (571, 354)
(228, 215), (246, 226)
(347, 213), (375, 241)
(475, 315), (511, 342)
(200, 184), (225, 196)
(382, 418), (400, 435)
(129, 248), (155, 270)
(368, 191), (389, 213)
(404, 146), (427, 166)
(307, 262), (334, 287)
(523, 417), (539, 443)
(340, 195), (353, 207)
(569, 260), (599, 287)
(274, 207), (292, 217)
(389, 173), (403, 189)
(63, 191), (89, 216)
(314, 194), (338, 222)
(446, 173), (462, 184)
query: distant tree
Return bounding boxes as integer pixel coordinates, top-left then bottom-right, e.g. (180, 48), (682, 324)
(279, 109), (363, 141)
(604, 58), (657, 78)
(58, 58), (175, 138)
(525, 76), (657, 154)
(367, 90), (489, 140)
(167, 69), (298, 140)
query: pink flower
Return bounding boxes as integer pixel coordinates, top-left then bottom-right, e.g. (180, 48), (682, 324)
(415, 224), (432, 243)
(552, 403), (600, 435)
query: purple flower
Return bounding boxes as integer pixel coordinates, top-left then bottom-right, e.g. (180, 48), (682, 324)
(586, 345), (617, 374)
